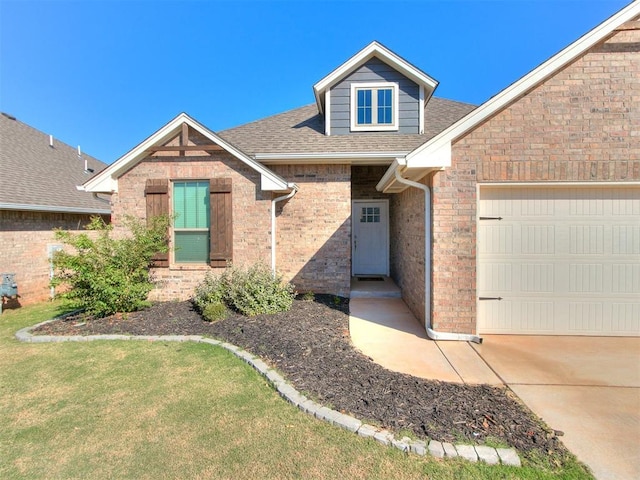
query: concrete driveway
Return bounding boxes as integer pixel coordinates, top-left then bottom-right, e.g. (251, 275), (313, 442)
(472, 336), (640, 480)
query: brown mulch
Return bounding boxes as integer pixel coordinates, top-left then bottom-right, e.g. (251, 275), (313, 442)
(34, 295), (565, 458)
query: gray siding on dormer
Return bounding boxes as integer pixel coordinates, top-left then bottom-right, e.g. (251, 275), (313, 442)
(329, 57), (420, 135)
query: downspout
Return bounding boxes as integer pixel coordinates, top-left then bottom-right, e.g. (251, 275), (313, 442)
(394, 168), (482, 343)
(271, 184), (299, 276)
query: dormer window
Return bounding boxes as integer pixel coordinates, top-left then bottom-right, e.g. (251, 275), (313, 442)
(350, 82), (399, 132)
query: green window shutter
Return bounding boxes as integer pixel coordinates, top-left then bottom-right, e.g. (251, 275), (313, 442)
(144, 179), (169, 267)
(209, 178), (233, 268)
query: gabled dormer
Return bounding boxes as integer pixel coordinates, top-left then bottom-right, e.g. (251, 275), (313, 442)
(313, 41), (438, 136)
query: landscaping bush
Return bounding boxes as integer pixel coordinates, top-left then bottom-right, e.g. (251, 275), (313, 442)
(193, 271), (227, 311)
(193, 263), (295, 317)
(202, 301), (228, 322)
(51, 215), (170, 317)
(226, 264), (295, 316)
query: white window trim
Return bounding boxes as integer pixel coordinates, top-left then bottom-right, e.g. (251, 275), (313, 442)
(350, 82), (399, 132)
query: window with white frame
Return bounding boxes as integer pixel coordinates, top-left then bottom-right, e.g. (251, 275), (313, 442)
(350, 82), (399, 131)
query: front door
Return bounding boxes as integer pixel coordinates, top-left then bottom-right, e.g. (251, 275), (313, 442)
(352, 200), (389, 275)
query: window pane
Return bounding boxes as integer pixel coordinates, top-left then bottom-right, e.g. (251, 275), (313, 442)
(377, 89), (393, 124)
(174, 181), (210, 229)
(173, 181), (211, 263)
(175, 231), (209, 263)
(357, 89), (372, 125)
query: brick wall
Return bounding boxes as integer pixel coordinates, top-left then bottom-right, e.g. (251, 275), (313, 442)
(272, 164), (351, 297)
(351, 166), (393, 200)
(0, 210), (108, 306)
(113, 155), (352, 300)
(431, 25), (640, 333)
(389, 181), (427, 325)
(114, 152), (272, 300)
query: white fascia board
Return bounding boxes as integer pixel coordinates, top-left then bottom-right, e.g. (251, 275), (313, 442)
(313, 41), (439, 113)
(82, 113), (192, 193)
(407, 141), (451, 169)
(82, 113), (290, 193)
(325, 90), (331, 135)
(0, 203), (110, 215)
(375, 159), (402, 192)
(254, 151), (409, 165)
(406, 1), (640, 164)
(185, 116), (290, 192)
(261, 176), (296, 192)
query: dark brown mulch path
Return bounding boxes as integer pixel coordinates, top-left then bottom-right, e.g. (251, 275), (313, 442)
(34, 296), (564, 458)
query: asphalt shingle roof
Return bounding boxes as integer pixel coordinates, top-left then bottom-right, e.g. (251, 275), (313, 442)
(219, 97), (476, 156)
(0, 113), (110, 213)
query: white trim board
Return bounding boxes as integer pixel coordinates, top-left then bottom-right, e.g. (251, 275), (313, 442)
(405, 2), (640, 169)
(81, 113), (294, 194)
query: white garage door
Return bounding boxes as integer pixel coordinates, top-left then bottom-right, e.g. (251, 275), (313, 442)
(478, 185), (640, 336)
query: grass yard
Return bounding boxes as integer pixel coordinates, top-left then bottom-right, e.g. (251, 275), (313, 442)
(0, 302), (592, 479)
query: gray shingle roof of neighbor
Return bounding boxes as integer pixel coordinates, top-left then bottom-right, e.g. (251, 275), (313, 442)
(218, 97), (477, 156)
(0, 112), (110, 214)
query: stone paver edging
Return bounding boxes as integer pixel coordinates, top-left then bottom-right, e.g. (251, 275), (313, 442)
(15, 319), (521, 468)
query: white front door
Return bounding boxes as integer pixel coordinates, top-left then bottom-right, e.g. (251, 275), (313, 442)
(352, 200), (389, 275)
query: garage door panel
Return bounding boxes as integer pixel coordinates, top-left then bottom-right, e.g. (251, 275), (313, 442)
(570, 225), (604, 254)
(479, 225), (513, 254)
(479, 186), (640, 336)
(570, 264), (603, 293)
(570, 302), (604, 332)
(612, 304), (640, 333)
(522, 225), (555, 254)
(613, 225), (640, 254)
(612, 264), (640, 293)
(521, 264), (554, 292)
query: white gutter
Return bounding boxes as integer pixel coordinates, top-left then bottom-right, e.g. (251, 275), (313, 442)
(271, 184), (299, 275)
(393, 168), (482, 344)
(255, 151), (409, 163)
(0, 202), (110, 215)
(92, 193), (112, 205)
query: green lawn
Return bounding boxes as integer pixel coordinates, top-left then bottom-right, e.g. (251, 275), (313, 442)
(0, 302), (593, 479)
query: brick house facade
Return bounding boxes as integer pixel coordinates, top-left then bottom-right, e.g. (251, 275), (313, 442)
(429, 20), (640, 334)
(83, 4), (639, 338)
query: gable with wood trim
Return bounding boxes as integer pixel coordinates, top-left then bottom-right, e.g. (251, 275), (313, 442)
(81, 113), (297, 299)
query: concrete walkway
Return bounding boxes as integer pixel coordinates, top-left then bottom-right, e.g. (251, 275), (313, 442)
(348, 289), (640, 480)
(349, 297), (501, 385)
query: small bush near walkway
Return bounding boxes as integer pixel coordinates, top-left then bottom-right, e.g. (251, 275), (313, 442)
(194, 263), (295, 320)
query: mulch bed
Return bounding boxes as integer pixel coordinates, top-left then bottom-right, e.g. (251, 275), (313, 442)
(33, 295), (565, 458)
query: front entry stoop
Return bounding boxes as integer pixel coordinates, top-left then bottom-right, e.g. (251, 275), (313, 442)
(350, 276), (401, 299)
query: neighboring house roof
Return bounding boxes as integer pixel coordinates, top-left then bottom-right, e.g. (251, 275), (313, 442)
(219, 98), (476, 163)
(82, 113), (295, 194)
(378, 1), (640, 192)
(0, 112), (110, 214)
(313, 41), (439, 117)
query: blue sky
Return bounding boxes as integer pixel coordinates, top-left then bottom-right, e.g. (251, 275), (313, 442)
(0, 0), (631, 164)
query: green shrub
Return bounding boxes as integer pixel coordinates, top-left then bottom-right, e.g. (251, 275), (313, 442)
(51, 215), (170, 317)
(202, 301), (228, 322)
(226, 264), (295, 316)
(302, 291), (315, 302)
(192, 263), (295, 317)
(193, 272), (227, 312)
